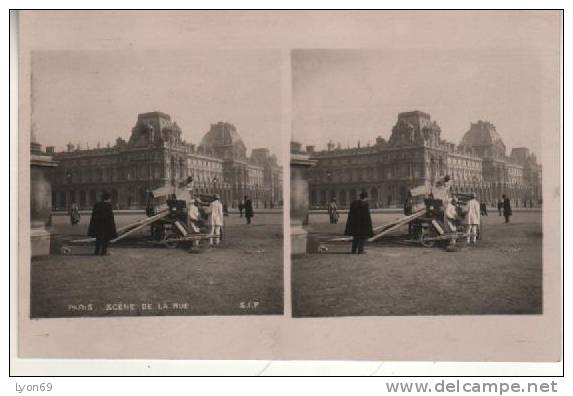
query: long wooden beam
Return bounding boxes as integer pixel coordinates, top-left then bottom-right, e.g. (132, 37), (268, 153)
(69, 210), (170, 244)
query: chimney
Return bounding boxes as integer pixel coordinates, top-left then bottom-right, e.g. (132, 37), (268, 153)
(46, 146), (55, 154)
(66, 143), (74, 152)
(290, 141), (302, 153)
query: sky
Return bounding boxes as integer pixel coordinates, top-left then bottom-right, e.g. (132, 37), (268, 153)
(31, 50), (283, 161)
(292, 48), (559, 157)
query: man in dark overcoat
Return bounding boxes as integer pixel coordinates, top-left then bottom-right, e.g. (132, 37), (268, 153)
(344, 190), (374, 254)
(244, 195), (254, 224)
(502, 194), (512, 223)
(88, 192), (118, 255)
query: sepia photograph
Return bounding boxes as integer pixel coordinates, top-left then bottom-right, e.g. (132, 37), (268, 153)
(29, 49), (284, 317)
(291, 45), (556, 317)
(14, 10), (562, 366)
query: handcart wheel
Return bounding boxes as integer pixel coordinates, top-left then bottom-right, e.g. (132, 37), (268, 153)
(163, 231), (180, 249)
(419, 228), (437, 248)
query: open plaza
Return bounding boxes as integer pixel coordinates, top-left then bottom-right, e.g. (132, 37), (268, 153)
(30, 210), (283, 318)
(292, 209), (542, 317)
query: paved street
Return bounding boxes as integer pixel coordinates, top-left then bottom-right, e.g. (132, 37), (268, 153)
(31, 212), (283, 318)
(292, 210), (542, 317)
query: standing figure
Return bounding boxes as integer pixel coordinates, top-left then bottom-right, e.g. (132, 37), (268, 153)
(88, 192), (117, 256)
(480, 202), (488, 216)
(465, 193), (481, 245)
(238, 200), (244, 217)
(497, 198), (503, 216)
(186, 198), (202, 252)
(244, 195), (254, 224)
(403, 192), (413, 216)
(208, 194), (224, 246)
(502, 194), (512, 223)
(344, 191), (373, 254)
(403, 191), (414, 235)
(328, 197), (339, 224)
(444, 197), (459, 247)
(69, 201), (80, 226)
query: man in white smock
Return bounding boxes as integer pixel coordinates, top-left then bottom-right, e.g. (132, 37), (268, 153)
(208, 194), (224, 246)
(465, 193), (481, 245)
(444, 197), (458, 246)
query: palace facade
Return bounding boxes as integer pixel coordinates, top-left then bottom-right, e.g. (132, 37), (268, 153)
(49, 112), (282, 210)
(299, 111), (541, 208)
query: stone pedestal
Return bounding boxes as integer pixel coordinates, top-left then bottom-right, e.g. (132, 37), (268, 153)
(290, 147), (316, 256)
(30, 144), (58, 257)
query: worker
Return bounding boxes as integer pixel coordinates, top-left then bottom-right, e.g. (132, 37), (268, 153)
(244, 195), (254, 224)
(444, 197), (458, 247)
(344, 190), (374, 254)
(87, 191), (117, 256)
(502, 194), (512, 223)
(186, 199), (201, 252)
(208, 194), (224, 246)
(69, 201), (80, 226)
(328, 197), (339, 224)
(465, 193), (481, 245)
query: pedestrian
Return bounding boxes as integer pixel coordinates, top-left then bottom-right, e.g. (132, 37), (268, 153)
(69, 201), (80, 226)
(403, 191), (414, 234)
(465, 193), (481, 245)
(502, 194), (512, 223)
(244, 195), (254, 224)
(480, 202), (488, 216)
(344, 190), (374, 254)
(238, 200), (244, 217)
(208, 194), (224, 246)
(223, 202), (229, 216)
(87, 192), (117, 256)
(328, 197), (339, 224)
(403, 192), (413, 216)
(497, 198), (503, 216)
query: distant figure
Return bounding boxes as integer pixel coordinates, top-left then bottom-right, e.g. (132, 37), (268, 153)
(480, 202), (488, 216)
(223, 202), (229, 216)
(502, 194), (512, 223)
(465, 193), (481, 245)
(88, 192), (117, 256)
(328, 197), (339, 224)
(344, 191), (373, 254)
(209, 194), (224, 246)
(69, 201), (80, 226)
(497, 198), (503, 216)
(244, 195), (254, 224)
(403, 191), (414, 234)
(403, 192), (413, 216)
(238, 200), (244, 217)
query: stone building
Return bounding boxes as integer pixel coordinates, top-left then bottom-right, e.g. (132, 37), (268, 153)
(49, 112), (282, 210)
(305, 111), (542, 208)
